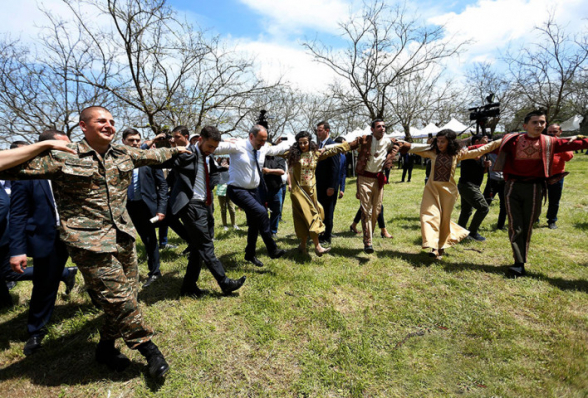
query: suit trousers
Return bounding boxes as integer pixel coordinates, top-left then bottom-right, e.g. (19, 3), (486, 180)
(128, 200), (161, 277)
(317, 189), (337, 242)
(179, 199), (226, 288)
(504, 180), (543, 264)
(228, 185), (278, 258)
(27, 237), (69, 337)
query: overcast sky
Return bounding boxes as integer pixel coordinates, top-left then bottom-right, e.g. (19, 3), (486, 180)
(3, 0), (587, 93)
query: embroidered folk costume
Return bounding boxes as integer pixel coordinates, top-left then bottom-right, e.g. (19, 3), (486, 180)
(410, 140), (501, 254)
(289, 143), (352, 245)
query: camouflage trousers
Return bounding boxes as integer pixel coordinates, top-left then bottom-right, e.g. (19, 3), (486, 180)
(68, 232), (153, 349)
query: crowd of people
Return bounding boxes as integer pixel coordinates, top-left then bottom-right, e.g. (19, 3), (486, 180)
(0, 106), (586, 381)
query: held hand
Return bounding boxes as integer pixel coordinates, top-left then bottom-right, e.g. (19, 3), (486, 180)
(288, 184), (292, 191)
(356, 191), (360, 200)
(326, 188), (335, 197)
(484, 160), (492, 168)
(339, 191), (344, 199)
(459, 147), (468, 157)
(275, 137), (283, 144)
(262, 167), (269, 174)
(10, 255), (27, 274)
(157, 213), (165, 222)
(176, 146), (192, 154)
(44, 140), (76, 154)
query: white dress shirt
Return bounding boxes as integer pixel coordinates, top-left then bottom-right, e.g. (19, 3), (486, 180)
(215, 139), (290, 189)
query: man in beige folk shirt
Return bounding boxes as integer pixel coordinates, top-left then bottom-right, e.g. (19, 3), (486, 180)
(349, 119), (400, 253)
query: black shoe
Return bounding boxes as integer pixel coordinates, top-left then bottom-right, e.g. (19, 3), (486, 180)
(507, 264), (526, 278)
(137, 341), (169, 379)
(466, 232), (486, 242)
(96, 340), (131, 372)
(548, 222), (558, 229)
(160, 243), (178, 250)
(219, 276), (246, 295)
(142, 274), (160, 288)
(318, 239), (331, 245)
(23, 335), (44, 356)
(269, 249), (286, 259)
(64, 267), (78, 295)
(364, 245), (374, 254)
(6, 281), (16, 290)
(179, 285), (207, 299)
(245, 256), (264, 267)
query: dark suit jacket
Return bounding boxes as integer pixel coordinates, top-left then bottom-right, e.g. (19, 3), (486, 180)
(9, 180), (59, 258)
(167, 144), (222, 216)
(0, 186), (9, 247)
(129, 167), (168, 217)
(315, 137), (340, 192)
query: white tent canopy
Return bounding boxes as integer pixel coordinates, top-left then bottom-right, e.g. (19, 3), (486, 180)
(560, 115), (584, 132)
(439, 118), (473, 134)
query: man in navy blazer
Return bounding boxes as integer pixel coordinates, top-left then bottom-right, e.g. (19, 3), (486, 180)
(166, 126), (245, 298)
(315, 121), (340, 244)
(122, 128), (169, 288)
(6, 132), (77, 355)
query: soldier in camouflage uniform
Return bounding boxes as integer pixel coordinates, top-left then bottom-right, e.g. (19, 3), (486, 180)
(0, 106), (189, 379)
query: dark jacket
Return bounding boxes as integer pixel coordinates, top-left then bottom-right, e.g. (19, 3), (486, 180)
(0, 186), (9, 247)
(315, 137), (339, 191)
(166, 144), (222, 216)
(128, 166), (168, 217)
(9, 180), (60, 258)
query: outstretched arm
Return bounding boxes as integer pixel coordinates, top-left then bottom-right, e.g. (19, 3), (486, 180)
(0, 140), (75, 171)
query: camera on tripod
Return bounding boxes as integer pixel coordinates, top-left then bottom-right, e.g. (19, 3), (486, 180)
(468, 94), (500, 136)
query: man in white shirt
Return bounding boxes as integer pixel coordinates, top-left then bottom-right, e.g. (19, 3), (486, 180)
(215, 125), (289, 267)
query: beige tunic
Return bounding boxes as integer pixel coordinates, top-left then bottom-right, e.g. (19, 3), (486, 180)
(411, 140), (500, 249)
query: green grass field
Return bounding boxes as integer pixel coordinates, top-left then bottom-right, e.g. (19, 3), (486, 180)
(1, 154), (587, 397)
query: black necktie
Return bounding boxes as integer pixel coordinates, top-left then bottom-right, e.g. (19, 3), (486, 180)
(253, 149), (268, 193)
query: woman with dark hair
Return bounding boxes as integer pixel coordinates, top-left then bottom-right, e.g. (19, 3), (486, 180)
(403, 129), (500, 259)
(287, 131), (354, 256)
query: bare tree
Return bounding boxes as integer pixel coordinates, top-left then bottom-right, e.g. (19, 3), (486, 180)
(389, 68), (462, 140)
(0, 33), (108, 144)
(503, 17), (588, 127)
(303, 0), (466, 139)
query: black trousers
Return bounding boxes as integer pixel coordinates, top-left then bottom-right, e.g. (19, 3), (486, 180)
(504, 180), (543, 264)
(179, 199), (226, 288)
(457, 181), (489, 235)
(317, 190), (337, 242)
(128, 201), (161, 277)
(227, 185), (277, 258)
(0, 237), (69, 336)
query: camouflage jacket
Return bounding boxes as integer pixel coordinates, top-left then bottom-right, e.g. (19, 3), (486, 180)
(0, 139), (179, 253)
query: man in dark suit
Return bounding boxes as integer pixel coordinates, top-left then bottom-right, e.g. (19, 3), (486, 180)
(315, 121), (340, 244)
(166, 126), (245, 298)
(122, 128), (168, 288)
(6, 132), (77, 355)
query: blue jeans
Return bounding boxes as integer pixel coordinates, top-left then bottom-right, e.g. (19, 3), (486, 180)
(267, 189), (283, 234)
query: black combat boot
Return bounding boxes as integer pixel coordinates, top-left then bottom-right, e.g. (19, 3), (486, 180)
(96, 340), (131, 372)
(137, 341), (169, 379)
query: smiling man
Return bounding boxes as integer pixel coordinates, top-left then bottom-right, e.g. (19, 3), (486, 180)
(493, 110), (588, 277)
(0, 106), (190, 380)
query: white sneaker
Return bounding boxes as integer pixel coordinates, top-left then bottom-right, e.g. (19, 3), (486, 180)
(233, 225), (240, 230)
(224, 226), (229, 231)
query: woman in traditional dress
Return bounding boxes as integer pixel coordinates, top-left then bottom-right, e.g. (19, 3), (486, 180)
(286, 131), (353, 256)
(404, 130), (500, 260)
